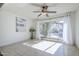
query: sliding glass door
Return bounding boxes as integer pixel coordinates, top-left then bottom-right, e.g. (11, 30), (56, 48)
(39, 20), (64, 41)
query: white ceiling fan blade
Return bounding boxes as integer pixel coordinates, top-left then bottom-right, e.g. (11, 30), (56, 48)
(33, 11), (56, 13)
(33, 11), (41, 12)
(47, 11), (56, 13)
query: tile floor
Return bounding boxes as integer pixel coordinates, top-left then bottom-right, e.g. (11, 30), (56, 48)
(0, 39), (79, 56)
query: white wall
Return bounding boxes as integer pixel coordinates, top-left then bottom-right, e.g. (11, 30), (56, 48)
(0, 10), (33, 47)
(69, 12), (76, 45)
(76, 9), (79, 48)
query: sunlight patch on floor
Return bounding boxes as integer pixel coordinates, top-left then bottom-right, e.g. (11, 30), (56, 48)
(45, 43), (62, 54)
(22, 40), (62, 55)
(32, 41), (56, 51)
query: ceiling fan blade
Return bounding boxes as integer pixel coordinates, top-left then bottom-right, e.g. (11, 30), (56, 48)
(33, 11), (41, 12)
(47, 11), (56, 13)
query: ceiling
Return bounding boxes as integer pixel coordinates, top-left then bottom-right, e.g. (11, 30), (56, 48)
(1, 3), (79, 19)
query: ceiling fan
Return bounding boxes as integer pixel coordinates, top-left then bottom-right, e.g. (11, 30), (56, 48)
(32, 3), (56, 17)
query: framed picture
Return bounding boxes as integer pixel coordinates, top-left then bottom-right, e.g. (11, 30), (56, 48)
(16, 17), (26, 32)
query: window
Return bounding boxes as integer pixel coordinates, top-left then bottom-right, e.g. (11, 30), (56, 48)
(39, 20), (64, 39)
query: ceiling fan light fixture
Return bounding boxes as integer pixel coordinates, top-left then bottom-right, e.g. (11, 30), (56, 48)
(42, 12), (47, 15)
